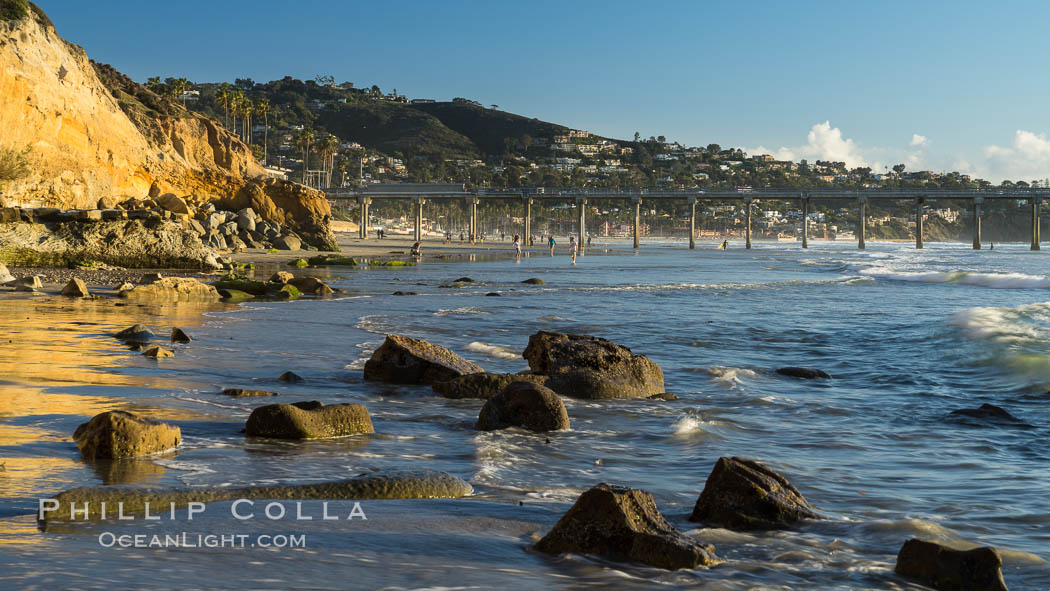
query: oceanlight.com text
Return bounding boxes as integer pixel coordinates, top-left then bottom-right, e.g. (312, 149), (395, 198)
(97, 532), (307, 549)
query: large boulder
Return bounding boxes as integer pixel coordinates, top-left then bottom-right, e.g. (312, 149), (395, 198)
(948, 403), (1024, 425)
(274, 234), (302, 251)
(118, 277), (221, 302)
(157, 193), (192, 215)
(61, 277), (90, 297)
(476, 382), (569, 432)
(895, 539), (1008, 591)
(535, 483), (721, 570)
(245, 401), (374, 439)
(522, 331), (664, 399)
(73, 411), (181, 459)
(0, 262), (13, 284)
(432, 372), (548, 399)
(364, 335), (483, 385)
(689, 457), (820, 530)
(776, 367), (831, 379)
(288, 276), (334, 295)
(114, 324), (153, 343)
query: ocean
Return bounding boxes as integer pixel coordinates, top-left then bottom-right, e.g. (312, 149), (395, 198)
(1, 239), (1048, 589)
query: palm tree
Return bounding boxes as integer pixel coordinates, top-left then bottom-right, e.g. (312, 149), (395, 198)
(241, 97), (253, 143)
(316, 135), (339, 187)
(171, 78), (190, 105)
(295, 128), (316, 184)
(216, 83), (232, 128)
(255, 98), (270, 165)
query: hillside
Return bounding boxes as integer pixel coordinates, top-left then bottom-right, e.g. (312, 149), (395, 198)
(317, 101), (478, 157)
(0, 2), (334, 247)
(408, 101), (572, 156)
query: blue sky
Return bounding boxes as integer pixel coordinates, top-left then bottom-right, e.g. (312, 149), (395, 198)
(41, 0), (1050, 181)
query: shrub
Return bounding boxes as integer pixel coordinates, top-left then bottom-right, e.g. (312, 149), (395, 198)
(0, 0), (29, 21)
(0, 145), (31, 186)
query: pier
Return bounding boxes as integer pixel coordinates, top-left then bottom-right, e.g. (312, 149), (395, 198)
(325, 185), (1050, 251)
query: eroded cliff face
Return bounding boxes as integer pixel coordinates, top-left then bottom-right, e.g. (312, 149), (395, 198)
(0, 9), (334, 247)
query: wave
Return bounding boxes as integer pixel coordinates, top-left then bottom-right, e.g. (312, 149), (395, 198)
(706, 365), (757, 386)
(951, 302), (1050, 344)
(465, 342), (520, 361)
(858, 268), (1050, 289)
(434, 307), (486, 317)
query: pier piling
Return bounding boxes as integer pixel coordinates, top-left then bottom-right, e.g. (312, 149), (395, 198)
(358, 197), (371, 239)
(632, 197), (641, 249)
(744, 198), (752, 249)
(688, 196), (696, 249)
(858, 197), (867, 250)
(1033, 198), (1042, 251)
(413, 197), (424, 242)
(523, 197), (532, 242)
(915, 197), (924, 249)
(972, 197), (983, 250)
(577, 197), (587, 252)
(801, 196), (809, 249)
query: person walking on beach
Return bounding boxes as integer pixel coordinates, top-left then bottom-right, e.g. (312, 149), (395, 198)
(719, 239), (729, 250)
(548, 235), (556, 256)
(569, 235), (577, 264)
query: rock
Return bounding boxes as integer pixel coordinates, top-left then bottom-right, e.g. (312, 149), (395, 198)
(0, 262), (13, 283)
(432, 372), (549, 400)
(648, 392), (679, 401)
(207, 234), (228, 250)
(41, 471), (472, 522)
(114, 324), (153, 342)
(245, 401), (374, 439)
(949, 403), (1023, 424)
(119, 277), (221, 302)
(289, 258), (309, 268)
(142, 345), (174, 359)
(15, 275), (42, 289)
(689, 457), (820, 530)
(523, 331), (664, 399)
(14, 284), (38, 293)
(392, 291), (417, 296)
(278, 371), (303, 383)
(148, 182), (161, 199)
(218, 289), (254, 302)
(895, 539), (1008, 591)
(228, 235), (247, 250)
(453, 277), (475, 283)
(187, 218), (206, 235)
(60, 277), (90, 297)
(222, 388), (279, 397)
(236, 211), (256, 233)
(274, 284), (301, 300)
(288, 276), (334, 295)
(73, 411), (181, 460)
(522, 278), (545, 285)
(270, 271), (294, 284)
(156, 193), (191, 214)
(138, 272), (164, 284)
(220, 221), (239, 237)
(97, 196), (120, 210)
(485, 292), (501, 296)
(170, 328), (191, 343)
(274, 234), (302, 251)
(535, 483), (721, 570)
(477, 382), (570, 432)
(117, 282), (134, 293)
(776, 367), (831, 379)
(364, 335), (484, 385)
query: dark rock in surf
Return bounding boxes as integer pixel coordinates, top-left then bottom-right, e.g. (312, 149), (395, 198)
(278, 371), (303, 383)
(476, 382), (569, 432)
(648, 392), (679, 401)
(452, 277), (475, 283)
(689, 456), (820, 530)
(392, 291), (417, 296)
(523, 331), (664, 399)
(170, 327), (191, 343)
(895, 538), (1008, 591)
(535, 483), (721, 570)
(948, 403), (1023, 424)
(245, 401), (373, 439)
(432, 372), (548, 399)
(222, 388), (279, 397)
(114, 324), (153, 343)
(364, 335), (483, 385)
(776, 367), (831, 379)
(522, 278), (545, 285)
(485, 292), (501, 296)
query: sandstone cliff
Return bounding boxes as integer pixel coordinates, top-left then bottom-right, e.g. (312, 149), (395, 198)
(0, 5), (335, 248)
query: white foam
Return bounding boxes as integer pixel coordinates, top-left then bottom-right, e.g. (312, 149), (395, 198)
(672, 416), (704, 435)
(858, 267), (1050, 289)
(465, 341), (520, 361)
(434, 306), (485, 317)
(951, 302), (1050, 343)
(706, 365), (757, 385)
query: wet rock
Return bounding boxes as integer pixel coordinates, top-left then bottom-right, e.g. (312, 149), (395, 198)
(60, 277), (90, 297)
(245, 401), (374, 439)
(119, 277), (220, 302)
(523, 331), (664, 399)
(15, 275), (43, 289)
(288, 258), (309, 268)
(648, 392), (679, 401)
(535, 483), (720, 570)
(274, 284), (300, 300)
(139, 272), (164, 284)
(485, 292), (501, 296)
(14, 284), (39, 293)
(392, 291), (417, 296)
(477, 382), (569, 432)
(278, 371), (303, 383)
(170, 327), (192, 343)
(274, 234), (302, 251)
(452, 277), (475, 283)
(270, 271), (294, 284)
(895, 538), (1008, 591)
(0, 262), (14, 283)
(689, 457), (820, 530)
(776, 367), (831, 379)
(433, 372), (549, 400)
(73, 411), (181, 460)
(522, 278), (545, 285)
(949, 403), (1023, 424)
(289, 276), (334, 295)
(142, 345), (174, 359)
(364, 334), (483, 385)
(40, 471), (473, 523)
(222, 388), (279, 397)
(114, 324), (153, 343)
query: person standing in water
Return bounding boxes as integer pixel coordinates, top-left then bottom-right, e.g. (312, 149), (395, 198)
(513, 234), (521, 258)
(548, 234), (556, 256)
(569, 235), (577, 264)
(720, 239), (729, 250)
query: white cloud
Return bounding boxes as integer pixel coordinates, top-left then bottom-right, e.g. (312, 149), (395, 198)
(979, 130), (1050, 182)
(740, 121), (868, 168)
(910, 133), (928, 147)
